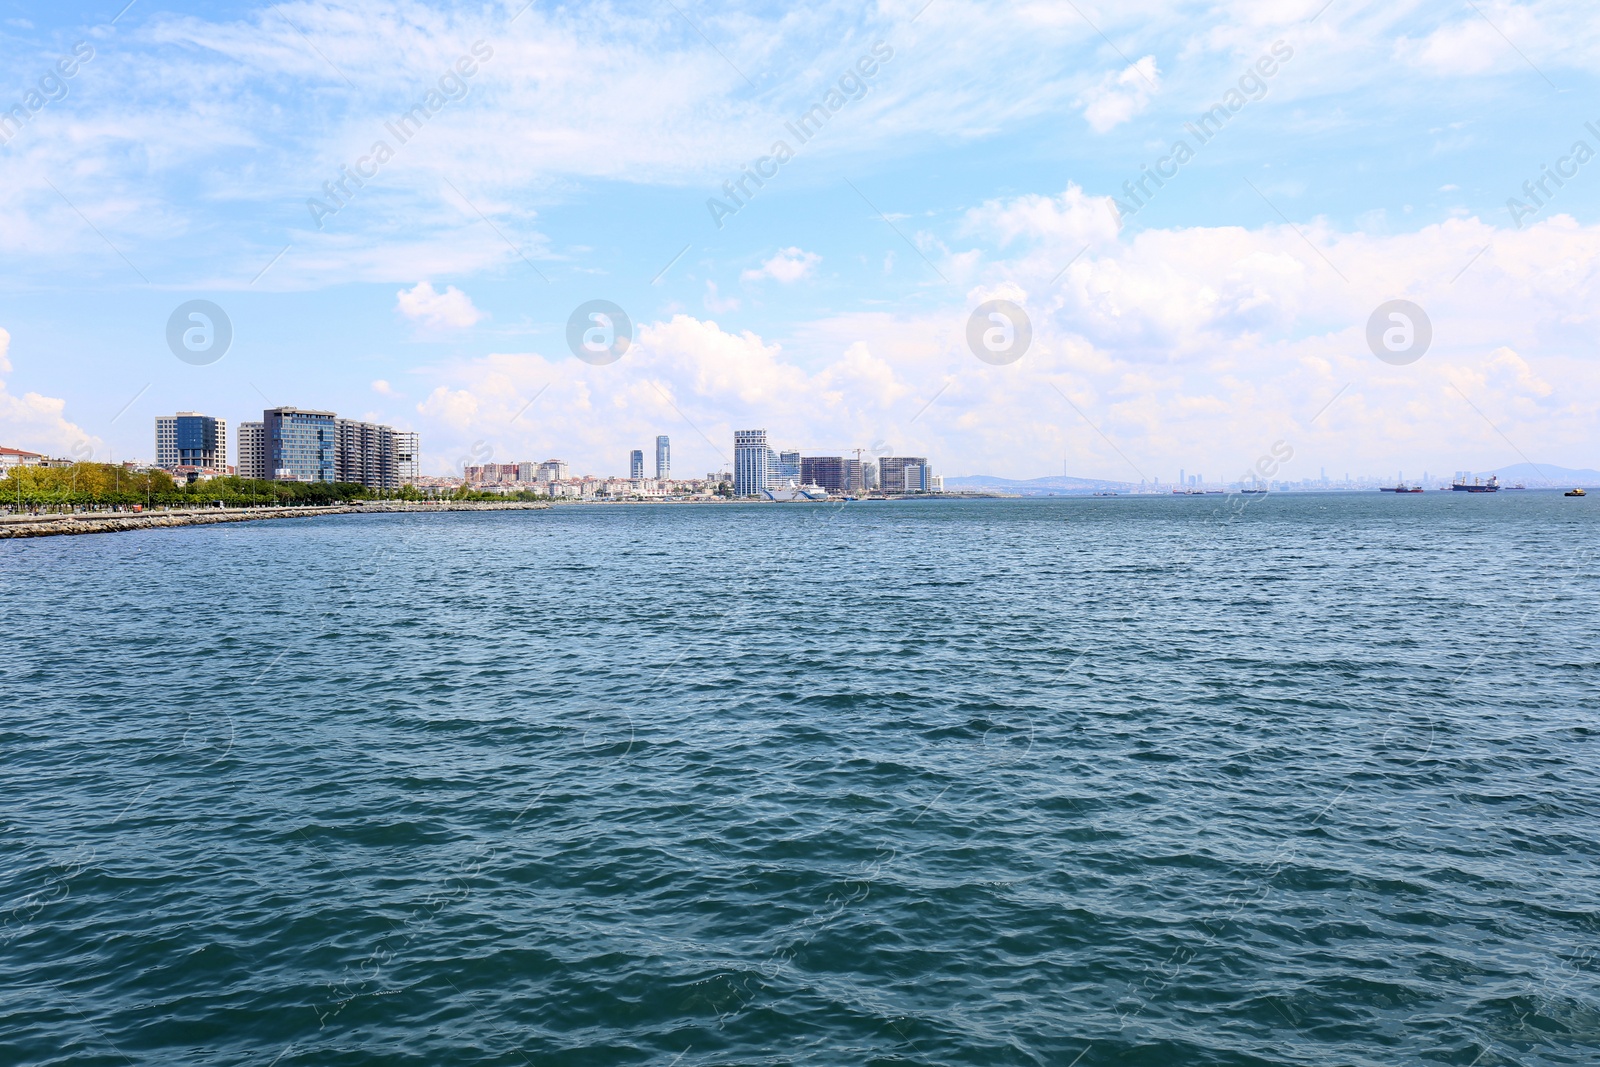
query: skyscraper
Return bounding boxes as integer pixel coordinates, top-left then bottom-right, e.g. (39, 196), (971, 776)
(155, 413), (227, 471)
(733, 429), (768, 497)
(655, 435), (670, 480)
(630, 449), (645, 480)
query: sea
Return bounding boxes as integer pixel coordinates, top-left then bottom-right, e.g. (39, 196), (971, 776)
(2, 493), (1597, 1066)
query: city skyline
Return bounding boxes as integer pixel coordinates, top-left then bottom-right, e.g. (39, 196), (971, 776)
(6, 406), (1588, 492)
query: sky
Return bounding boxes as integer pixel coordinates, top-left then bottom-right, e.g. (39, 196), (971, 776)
(1, 0), (1597, 483)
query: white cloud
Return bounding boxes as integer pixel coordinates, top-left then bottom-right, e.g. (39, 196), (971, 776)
(398, 205), (1600, 481)
(1076, 56), (1161, 133)
(0, 327), (102, 457)
(372, 379), (396, 396)
(395, 281), (482, 329)
(4, 1), (1599, 286)
(742, 247), (822, 284)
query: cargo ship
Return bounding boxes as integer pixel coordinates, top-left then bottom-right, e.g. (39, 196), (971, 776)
(1380, 484), (1423, 493)
(1451, 475), (1499, 493)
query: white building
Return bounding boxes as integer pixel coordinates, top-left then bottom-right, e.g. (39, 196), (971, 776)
(237, 422), (265, 479)
(0, 447), (44, 473)
(734, 429), (768, 496)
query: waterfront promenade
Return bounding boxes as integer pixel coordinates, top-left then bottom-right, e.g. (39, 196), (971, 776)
(0, 500), (551, 539)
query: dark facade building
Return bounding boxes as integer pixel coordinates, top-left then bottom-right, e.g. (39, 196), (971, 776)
(801, 456), (864, 493)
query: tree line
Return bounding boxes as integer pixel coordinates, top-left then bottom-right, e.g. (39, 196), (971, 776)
(1, 464), (556, 510)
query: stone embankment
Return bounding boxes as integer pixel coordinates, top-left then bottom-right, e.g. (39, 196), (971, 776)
(0, 501), (550, 539)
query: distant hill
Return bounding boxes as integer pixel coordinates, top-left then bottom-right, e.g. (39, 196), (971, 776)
(1488, 462), (1600, 487)
(944, 474), (1134, 495)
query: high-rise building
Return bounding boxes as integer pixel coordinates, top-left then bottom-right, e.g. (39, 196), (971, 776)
(394, 431), (420, 484)
(263, 407), (337, 483)
(801, 456), (864, 494)
(537, 459), (569, 483)
(335, 419), (398, 489)
(655, 435), (670, 480)
(630, 449), (645, 480)
(237, 422), (265, 479)
(155, 413), (227, 472)
(879, 456), (932, 494)
(734, 430), (768, 496)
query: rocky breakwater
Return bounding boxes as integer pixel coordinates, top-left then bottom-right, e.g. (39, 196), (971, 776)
(0, 501), (551, 539)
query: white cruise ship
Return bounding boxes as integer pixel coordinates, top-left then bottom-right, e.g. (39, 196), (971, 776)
(762, 481), (831, 502)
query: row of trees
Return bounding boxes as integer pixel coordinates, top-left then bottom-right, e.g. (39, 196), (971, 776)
(1, 464), (575, 511)
(1, 465), (377, 510)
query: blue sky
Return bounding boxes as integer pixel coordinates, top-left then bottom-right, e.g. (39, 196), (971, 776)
(2, 0), (1597, 481)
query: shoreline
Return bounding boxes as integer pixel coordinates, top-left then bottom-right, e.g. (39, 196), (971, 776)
(0, 501), (551, 540)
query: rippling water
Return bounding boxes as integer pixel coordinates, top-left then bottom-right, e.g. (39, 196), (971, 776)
(3, 494), (1597, 1066)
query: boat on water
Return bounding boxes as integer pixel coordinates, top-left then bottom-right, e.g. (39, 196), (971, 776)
(762, 481), (831, 502)
(1380, 484), (1424, 493)
(1241, 488), (1268, 495)
(1451, 475), (1500, 493)
(1566, 488), (1587, 497)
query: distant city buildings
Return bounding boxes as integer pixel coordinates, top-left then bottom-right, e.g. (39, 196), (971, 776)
(731, 431), (935, 497)
(228, 407), (411, 489)
(878, 456), (933, 494)
(155, 413), (228, 473)
(35, 411), (948, 501)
